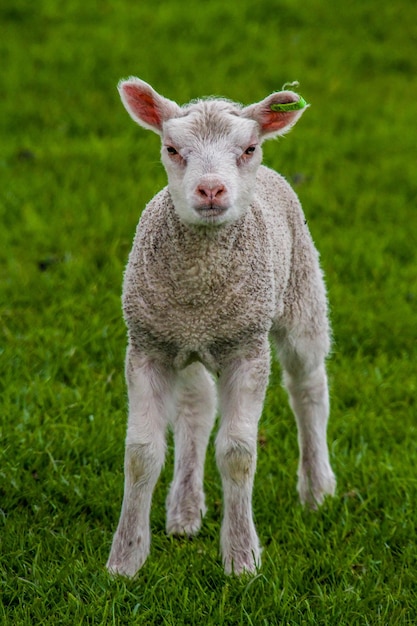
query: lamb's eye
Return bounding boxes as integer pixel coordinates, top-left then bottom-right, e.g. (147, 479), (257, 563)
(166, 146), (178, 155)
(244, 145), (256, 155)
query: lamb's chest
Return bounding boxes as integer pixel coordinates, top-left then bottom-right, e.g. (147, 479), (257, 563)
(122, 198), (286, 369)
(123, 239), (275, 369)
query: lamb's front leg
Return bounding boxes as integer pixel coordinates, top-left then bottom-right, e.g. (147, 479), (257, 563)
(216, 342), (270, 575)
(106, 348), (173, 577)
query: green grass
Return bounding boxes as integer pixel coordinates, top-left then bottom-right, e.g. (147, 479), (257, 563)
(1, 0), (417, 623)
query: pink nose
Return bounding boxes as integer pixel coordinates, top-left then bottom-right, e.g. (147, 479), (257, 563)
(197, 184), (225, 202)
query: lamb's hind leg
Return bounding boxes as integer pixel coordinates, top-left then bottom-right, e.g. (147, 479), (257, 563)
(107, 347), (173, 577)
(166, 362), (217, 536)
(276, 329), (336, 508)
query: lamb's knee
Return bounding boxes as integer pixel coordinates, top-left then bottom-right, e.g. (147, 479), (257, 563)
(284, 362), (328, 396)
(276, 325), (330, 379)
(216, 441), (256, 486)
(125, 441), (165, 485)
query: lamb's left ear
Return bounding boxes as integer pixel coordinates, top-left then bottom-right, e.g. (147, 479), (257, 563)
(242, 90), (309, 140)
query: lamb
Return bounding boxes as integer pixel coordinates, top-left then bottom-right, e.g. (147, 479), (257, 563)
(106, 77), (336, 577)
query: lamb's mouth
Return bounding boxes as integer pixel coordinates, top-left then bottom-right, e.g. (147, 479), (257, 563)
(195, 204), (228, 219)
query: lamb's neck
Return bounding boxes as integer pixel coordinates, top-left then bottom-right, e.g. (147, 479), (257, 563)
(168, 204), (247, 255)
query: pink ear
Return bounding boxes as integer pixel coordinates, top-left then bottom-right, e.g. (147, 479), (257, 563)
(118, 78), (181, 134)
(243, 91), (308, 139)
(257, 107), (300, 134)
(122, 83), (163, 129)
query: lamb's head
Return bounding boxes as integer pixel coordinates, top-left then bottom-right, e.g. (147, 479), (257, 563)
(119, 77), (308, 226)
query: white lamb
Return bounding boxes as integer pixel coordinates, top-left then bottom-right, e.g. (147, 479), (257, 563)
(106, 77), (336, 577)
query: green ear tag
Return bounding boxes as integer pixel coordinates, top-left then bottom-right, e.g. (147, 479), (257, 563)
(270, 96), (308, 112)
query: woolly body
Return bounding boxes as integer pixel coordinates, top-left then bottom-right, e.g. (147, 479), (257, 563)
(123, 166), (328, 373)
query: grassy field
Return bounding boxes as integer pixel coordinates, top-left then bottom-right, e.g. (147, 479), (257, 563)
(1, 0), (417, 623)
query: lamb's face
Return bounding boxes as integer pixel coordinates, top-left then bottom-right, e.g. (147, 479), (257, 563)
(161, 101), (262, 226)
(118, 78), (308, 227)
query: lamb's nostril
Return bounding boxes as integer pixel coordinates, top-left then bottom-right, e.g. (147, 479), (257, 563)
(212, 185), (225, 198)
(198, 186), (209, 198)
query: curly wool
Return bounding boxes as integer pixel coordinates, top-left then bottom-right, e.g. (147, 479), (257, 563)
(123, 164), (329, 372)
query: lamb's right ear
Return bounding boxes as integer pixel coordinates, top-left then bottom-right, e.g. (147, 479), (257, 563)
(118, 78), (182, 135)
